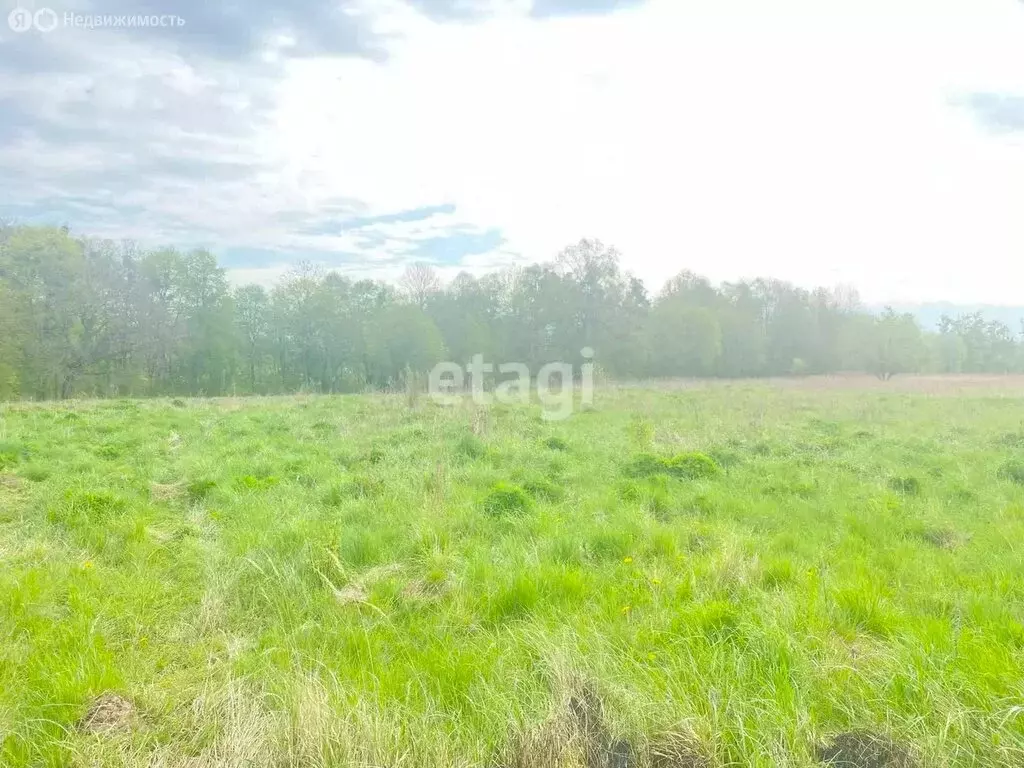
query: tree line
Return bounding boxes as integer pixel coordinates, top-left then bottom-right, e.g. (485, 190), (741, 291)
(1, 224), (1022, 400)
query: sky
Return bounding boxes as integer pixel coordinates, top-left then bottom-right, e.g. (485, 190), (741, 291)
(1, 0), (1023, 304)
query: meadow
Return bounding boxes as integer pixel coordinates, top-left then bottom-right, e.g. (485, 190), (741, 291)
(1, 378), (1023, 767)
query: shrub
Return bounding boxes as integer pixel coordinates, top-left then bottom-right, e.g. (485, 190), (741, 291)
(483, 482), (533, 517)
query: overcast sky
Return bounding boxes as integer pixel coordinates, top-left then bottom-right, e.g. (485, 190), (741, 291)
(2, 0), (1023, 303)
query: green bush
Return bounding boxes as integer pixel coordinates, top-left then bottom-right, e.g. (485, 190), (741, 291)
(543, 436), (569, 451)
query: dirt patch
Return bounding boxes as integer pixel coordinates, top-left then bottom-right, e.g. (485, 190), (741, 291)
(816, 732), (918, 768)
(78, 692), (135, 734)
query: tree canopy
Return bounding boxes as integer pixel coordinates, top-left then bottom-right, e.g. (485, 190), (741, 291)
(0, 224), (1021, 400)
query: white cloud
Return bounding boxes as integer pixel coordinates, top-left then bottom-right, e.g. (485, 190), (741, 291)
(261, 0), (1024, 303)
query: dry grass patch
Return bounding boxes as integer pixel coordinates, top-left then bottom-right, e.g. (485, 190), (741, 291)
(150, 481), (185, 503)
(816, 732), (918, 768)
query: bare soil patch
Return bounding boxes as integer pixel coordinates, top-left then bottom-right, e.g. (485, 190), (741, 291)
(78, 692), (135, 733)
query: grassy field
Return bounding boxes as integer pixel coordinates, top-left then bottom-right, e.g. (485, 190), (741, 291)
(1, 379), (1023, 767)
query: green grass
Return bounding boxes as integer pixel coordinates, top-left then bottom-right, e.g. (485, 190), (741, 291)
(1, 382), (1023, 766)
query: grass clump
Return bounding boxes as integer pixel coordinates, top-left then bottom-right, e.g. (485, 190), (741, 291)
(456, 433), (487, 459)
(20, 465), (51, 482)
(487, 574), (540, 623)
(997, 460), (1024, 485)
(625, 451), (721, 480)
(544, 436), (569, 451)
(233, 474), (280, 491)
(49, 489), (127, 525)
(625, 452), (671, 478)
(483, 482), (534, 517)
(523, 478), (565, 502)
(665, 452), (722, 479)
(0, 441), (28, 469)
(186, 478), (217, 502)
(888, 475), (922, 496)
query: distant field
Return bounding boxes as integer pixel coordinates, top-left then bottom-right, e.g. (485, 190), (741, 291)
(1, 382), (1023, 767)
